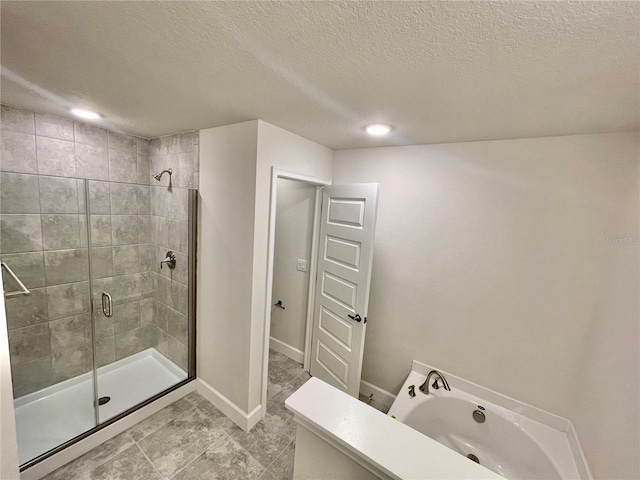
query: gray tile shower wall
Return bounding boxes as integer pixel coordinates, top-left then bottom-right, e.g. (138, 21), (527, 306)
(148, 133), (199, 371)
(1, 105), (196, 397)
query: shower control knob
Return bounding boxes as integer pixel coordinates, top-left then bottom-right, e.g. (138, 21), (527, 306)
(160, 251), (177, 269)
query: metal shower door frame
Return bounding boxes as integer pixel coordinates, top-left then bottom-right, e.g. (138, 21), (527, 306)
(82, 179), (101, 427)
(18, 185), (199, 472)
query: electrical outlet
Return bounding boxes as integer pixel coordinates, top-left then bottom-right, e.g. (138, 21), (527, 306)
(296, 259), (307, 272)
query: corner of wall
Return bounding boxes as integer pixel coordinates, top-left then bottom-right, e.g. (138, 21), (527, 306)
(197, 121), (260, 414)
(248, 121), (334, 412)
(198, 119), (334, 418)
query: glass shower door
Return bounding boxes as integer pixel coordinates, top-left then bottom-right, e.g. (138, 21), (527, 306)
(1, 175), (97, 465)
(2, 138), (197, 468)
(88, 180), (190, 423)
(87, 178), (156, 422)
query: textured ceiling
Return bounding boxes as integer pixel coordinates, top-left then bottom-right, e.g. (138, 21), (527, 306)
(1, 1), (638, 149)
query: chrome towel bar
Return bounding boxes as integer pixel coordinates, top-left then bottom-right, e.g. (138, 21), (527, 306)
(1, 261), (31, 299)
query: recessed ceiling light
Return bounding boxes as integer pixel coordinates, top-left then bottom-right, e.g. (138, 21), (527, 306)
(71, 108), (101, 120)
(365, 124), (392, 136)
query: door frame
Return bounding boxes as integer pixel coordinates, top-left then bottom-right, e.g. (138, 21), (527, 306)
(261, 168), (331, 413)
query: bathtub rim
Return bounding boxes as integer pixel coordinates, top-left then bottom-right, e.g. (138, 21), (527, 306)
(391, 360), (593, 480)
(286, 376), (503, 480)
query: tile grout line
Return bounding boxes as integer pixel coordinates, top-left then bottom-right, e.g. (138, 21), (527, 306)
(132, 439), (166, 480)
(133, 399), (203, 479)
(57, 432), (135, 480)
(261, 438), (294, 477)
(166, 430), (234, 480)
(260, 357), (303, 476)
(165, 396), (259, 480)
(46, 362), (300, 479)
(130, 406), (190, 479)
(137, 399), (199, 443)
(225, 432), (270, 479)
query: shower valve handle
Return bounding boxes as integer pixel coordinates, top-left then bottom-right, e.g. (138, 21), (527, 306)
(160, 251), (176, 269)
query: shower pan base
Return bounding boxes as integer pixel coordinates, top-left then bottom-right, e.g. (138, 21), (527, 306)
(14, 348), (187, 465)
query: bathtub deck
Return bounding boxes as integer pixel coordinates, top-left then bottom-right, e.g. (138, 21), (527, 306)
(286, 377), (501, 480)
(387, 360), (592, 480)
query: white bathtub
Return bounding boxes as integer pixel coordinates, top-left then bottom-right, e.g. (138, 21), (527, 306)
(388, 361), (592, 480)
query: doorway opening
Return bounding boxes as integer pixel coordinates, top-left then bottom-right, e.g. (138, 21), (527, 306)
(270, 178), (317, 363)
(261, 169), (330, 414)
(261, 168), (380, 416)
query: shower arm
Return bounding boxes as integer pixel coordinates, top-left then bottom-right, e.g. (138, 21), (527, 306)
(153, 168), (173, 181)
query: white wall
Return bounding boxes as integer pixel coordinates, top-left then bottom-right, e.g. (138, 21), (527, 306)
(198, 120), (332, 418)
(198, 121), (258, 412)
(333, 132), (639, 480)
(270, 178), (316, 356)
(0, 276), (20, 479)
(249, 121), (333, 410)
(293, 425), (381, 480)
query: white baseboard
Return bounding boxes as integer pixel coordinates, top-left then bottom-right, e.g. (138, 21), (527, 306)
(21, 382), (195, 480)
(359, 380), (396, 409)
(195, 378), (262, 432)
(269, 337), (304, 364)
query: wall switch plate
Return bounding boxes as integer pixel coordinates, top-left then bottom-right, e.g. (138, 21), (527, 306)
(296, 259), (307, 272)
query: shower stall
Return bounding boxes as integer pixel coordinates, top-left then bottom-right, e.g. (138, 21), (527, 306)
(0, 108), (198, 470)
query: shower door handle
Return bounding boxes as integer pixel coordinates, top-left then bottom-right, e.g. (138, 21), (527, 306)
(1, 261), (31, 299)
(102, 292), (113, 317)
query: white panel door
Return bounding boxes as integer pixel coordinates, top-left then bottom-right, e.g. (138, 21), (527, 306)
(309, 183), (378, 396)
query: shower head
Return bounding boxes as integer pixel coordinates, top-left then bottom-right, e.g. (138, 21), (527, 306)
(153, 168), (172, 182)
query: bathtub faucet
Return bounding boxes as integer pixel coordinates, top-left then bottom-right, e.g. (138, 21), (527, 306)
(419, 370), (451, 395)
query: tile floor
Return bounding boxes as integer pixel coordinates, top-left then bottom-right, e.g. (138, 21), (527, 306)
(42, 350), (387, 480)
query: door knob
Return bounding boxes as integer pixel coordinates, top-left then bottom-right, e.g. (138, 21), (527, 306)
(348, 314), (362, 322)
